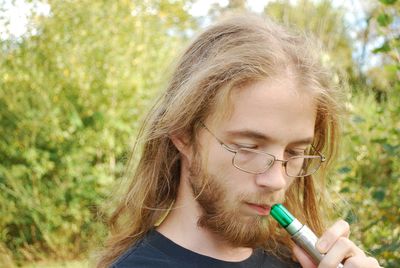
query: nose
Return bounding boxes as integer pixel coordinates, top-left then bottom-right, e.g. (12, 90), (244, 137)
(254, 160), (287, 191)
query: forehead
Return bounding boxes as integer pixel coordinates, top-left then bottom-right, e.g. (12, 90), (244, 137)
(206, 75), (317, 145)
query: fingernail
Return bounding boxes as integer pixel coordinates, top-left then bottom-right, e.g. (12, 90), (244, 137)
(317, 239), (328, 253)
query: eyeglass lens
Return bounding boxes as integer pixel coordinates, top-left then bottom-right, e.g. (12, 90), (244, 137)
(233, 148), (321, 176)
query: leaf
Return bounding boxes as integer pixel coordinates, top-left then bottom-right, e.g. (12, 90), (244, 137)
(370, 240), (400, 255)
(372, 189), (386, 201)
(344, 209), (358, 224)
(338, 166), (351, 174)
(377, 13), (393, 27)
(382, 143), (399, 155)
(378, 0), (397, 5)
(351, 115), (365, 123)
(340, 186), (350, 193)
(69, 109), (83, 128)
(371, 137), (387, 144)
(372, 42), (391, 54)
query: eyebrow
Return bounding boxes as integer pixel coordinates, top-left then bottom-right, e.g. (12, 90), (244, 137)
(224, 129), (314, 146)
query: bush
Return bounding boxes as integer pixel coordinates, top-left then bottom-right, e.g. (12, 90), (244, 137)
(0, 0), (193, 265)
(335, 90), (400, 267)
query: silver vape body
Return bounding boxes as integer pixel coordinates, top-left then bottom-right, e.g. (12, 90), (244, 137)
(287, 219), (344, 268)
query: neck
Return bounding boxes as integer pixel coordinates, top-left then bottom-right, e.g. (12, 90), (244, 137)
(156, 174), (253, 262)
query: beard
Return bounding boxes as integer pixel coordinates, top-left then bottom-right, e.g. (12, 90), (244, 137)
(188, 152), (282, 248)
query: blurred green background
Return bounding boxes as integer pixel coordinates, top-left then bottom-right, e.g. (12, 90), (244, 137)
(0, 0), (398, 267)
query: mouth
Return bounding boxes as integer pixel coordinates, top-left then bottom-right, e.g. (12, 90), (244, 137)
(245, 202), (271, 216)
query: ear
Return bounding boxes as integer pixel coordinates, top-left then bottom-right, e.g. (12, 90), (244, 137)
(170, 133), (193, 162)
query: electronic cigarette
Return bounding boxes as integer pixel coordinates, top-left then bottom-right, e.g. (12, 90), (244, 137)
(270, 204), (343, 268)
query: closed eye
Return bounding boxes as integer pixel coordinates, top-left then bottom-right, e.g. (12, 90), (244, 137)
(235, 143), (258, 149)
(286, 149), (306, 157)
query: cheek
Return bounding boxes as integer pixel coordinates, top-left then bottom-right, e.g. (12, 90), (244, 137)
(204, 146), (233, 177)
(209, 161), (251, 202)
(201, 144), (255, 200)
(285, 176), (296, 188)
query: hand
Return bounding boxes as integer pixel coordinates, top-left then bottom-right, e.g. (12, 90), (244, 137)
(293, 220), (381, 268)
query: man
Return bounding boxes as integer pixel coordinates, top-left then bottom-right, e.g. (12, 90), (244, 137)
(96, 13), (380, 268)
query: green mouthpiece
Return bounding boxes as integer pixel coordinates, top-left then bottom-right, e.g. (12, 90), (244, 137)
(270, 204), (294, 228)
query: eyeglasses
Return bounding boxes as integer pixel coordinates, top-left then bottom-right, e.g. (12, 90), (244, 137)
(200, 122), (325, 178)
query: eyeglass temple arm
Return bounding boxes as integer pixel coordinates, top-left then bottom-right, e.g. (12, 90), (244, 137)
(199, 121), (239, 154)
(311, 144), (326, 162)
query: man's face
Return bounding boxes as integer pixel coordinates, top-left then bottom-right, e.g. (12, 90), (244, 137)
(189, 75), (317, 248)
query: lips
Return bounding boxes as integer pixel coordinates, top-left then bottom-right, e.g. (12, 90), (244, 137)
(246, 202), (271, 215)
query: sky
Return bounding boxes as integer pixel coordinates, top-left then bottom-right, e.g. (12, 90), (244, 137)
(189, 0), (367, 26)
(1, 0), (368, 40)
(0, 0), (380, 69)
(0, 0), (50, 40)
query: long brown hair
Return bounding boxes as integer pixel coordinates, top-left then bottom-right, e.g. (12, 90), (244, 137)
(95, 12), (343, 267)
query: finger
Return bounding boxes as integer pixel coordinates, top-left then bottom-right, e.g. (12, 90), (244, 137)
(319, 237), (365, 268)
(292, 244), (318, 268)
(317, 220), (350, 254)
(342, 255), (381, 268)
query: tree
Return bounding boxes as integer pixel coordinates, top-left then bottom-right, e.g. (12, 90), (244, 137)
(336, 1), (400, 267)
(264, 0), (357, 85)
(0, 0), (195, 265)
(363, 0), (399, 98)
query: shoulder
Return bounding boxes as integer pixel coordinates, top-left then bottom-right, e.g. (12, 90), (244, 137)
(111, 240), (174, 268)
(110, 231), (182, 268)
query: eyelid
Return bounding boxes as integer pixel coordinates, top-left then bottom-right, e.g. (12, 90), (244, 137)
(290, 144), (311, 150)
(286, 148), (306, 154)
(290, 148), (307, 152)
(234, 143), (257, 149)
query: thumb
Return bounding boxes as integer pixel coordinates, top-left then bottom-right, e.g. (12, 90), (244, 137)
(292, 244), (318, 268)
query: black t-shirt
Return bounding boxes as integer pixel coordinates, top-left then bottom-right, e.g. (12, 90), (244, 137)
(111, 229), (301, 268)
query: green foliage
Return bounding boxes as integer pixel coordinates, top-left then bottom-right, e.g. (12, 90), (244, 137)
(379, 0), (398, 5)
(377, 13), (393, 26)
(335, 90), (400, 267)
(22, 259), (88, 268)
(367, 0), (399, 96)
(372, 41), (391, 53)
(0, 0), (194, 265)
(347, 2), (400, 267)
(0, 0), (399, 267)
(264, 0), (356, 81)
(333, 1), (400, 259)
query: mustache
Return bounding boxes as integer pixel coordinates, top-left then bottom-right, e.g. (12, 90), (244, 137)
(237, 192), (285, 206)
(189, 158), (286, 206)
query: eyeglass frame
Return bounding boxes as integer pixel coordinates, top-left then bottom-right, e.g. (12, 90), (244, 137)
(199, 122), (326, 178)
